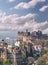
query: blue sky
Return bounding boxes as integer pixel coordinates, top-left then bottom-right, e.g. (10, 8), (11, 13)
(0, 0), (48, 39)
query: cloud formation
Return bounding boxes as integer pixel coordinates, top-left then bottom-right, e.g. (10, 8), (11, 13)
(39, 5), (48, 12)
(0, 10), (48, 34)
(7, 0), (15, 2)
(12, 0), (45, 9)
(43, 28), (48, 34)
(0, 10), (36, 31)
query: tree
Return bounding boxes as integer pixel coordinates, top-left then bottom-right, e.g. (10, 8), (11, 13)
(36, 53), (48, 65)
(22, 54), (26, 62)
(28, 57), (35, 65)
(0, 60), (3, 65)
(40, 49), (47, 56)
(45, 40), (48, 47)
(3, 59), (12, 65)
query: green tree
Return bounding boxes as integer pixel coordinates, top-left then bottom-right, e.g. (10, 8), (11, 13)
(36, 53), (48, 65)
(28, 57), (35, 64)
(40, 49), (47, 56)
(0, 61), (3, 65)
(3, 59), (12, 65)
(22, 54), (26, 62)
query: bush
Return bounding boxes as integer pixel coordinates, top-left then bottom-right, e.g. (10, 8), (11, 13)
(40, 49), (47, 56)
(36, 53), (48, 65)
(3, 59), (12, 65)
(22, 54), (26, 62)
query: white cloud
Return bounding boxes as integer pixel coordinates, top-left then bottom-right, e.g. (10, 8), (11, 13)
(39, 5), (48, 12)
(0, 10), (48, 34)
(43, 28), (48, 34)
(7, 0), (15, 2)
(20, 20), (48, 32)
(0, 10), (36, 31)
(12, 0), (45, 9)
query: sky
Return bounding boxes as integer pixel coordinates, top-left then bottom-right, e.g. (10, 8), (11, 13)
(0, 0), (48, 39)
